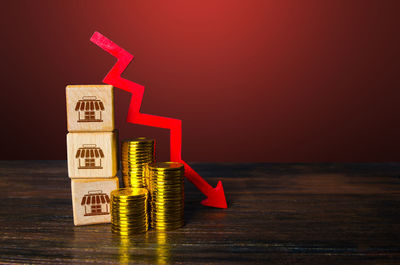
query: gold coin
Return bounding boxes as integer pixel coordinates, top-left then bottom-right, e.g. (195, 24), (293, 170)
(112, 187), (148, 197)
(148, 162), (184, 171)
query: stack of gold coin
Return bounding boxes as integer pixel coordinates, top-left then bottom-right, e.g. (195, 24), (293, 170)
(121, 137), (155, 189)
(147, 162), (184, 230)
(110, 188), (149, 235)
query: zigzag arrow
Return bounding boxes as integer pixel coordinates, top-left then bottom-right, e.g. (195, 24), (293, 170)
(90, 31), (227, 208)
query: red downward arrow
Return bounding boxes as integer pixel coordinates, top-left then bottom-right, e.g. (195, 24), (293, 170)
(90, 31), (227, 209)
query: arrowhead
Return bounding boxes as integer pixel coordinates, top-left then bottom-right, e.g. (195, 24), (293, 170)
(201, 181), (228, 208)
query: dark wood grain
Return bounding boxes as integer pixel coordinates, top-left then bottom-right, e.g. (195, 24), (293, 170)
(0, 161), (399, 264)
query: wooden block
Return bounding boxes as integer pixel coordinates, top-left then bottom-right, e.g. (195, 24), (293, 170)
(67, 131), (118, 178)
(71, 177), (119, 226)
(66, 85), (114, 132)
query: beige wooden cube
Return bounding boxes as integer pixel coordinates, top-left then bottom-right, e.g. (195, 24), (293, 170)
(67, 131), (118, 178)
(66, 85), (114, 132)
(71, 177), (119, 226)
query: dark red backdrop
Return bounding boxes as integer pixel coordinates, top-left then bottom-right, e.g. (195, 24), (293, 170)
(1, 1), (399, 162)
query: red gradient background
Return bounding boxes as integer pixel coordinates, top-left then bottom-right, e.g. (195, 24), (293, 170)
(0, 1), (399, 162)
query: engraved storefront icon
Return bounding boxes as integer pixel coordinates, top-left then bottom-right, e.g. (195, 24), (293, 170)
(75, 96), (105, 122)
(81, 190), (110, 216)
(76, 144), (104, 169)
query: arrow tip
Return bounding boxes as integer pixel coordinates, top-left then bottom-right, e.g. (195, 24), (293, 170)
(201, 181), (228, 209)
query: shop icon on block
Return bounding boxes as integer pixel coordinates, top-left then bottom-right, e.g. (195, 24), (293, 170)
(66, 85), (114, 132)
(67, 132), (117, 178)
(76, 144), (104, 169)
(81, 190), (110, 216)
(75, 96), (105, 122)
(71, 177), (119, 225)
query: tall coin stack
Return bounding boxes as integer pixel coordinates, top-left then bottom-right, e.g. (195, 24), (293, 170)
(147, 162), (185, 231)
(121, 138), (155, 189)
(111, 188), (149, 235)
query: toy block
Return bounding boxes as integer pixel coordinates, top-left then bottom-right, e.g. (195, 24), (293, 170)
(67, 131), (118, 178)
(71, 177), (119, 226)
(66, 85), (114, 132)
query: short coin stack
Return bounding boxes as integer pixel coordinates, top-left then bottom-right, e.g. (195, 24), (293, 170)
(110, 188), (149, 235)
(121, 138), (155, 189)
(148, 162), (185, 230)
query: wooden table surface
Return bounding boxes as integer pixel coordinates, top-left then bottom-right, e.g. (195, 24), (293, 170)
(0, 161), (399, 264)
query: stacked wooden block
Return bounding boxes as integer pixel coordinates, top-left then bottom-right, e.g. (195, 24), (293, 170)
(66, 85), (119, 226)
